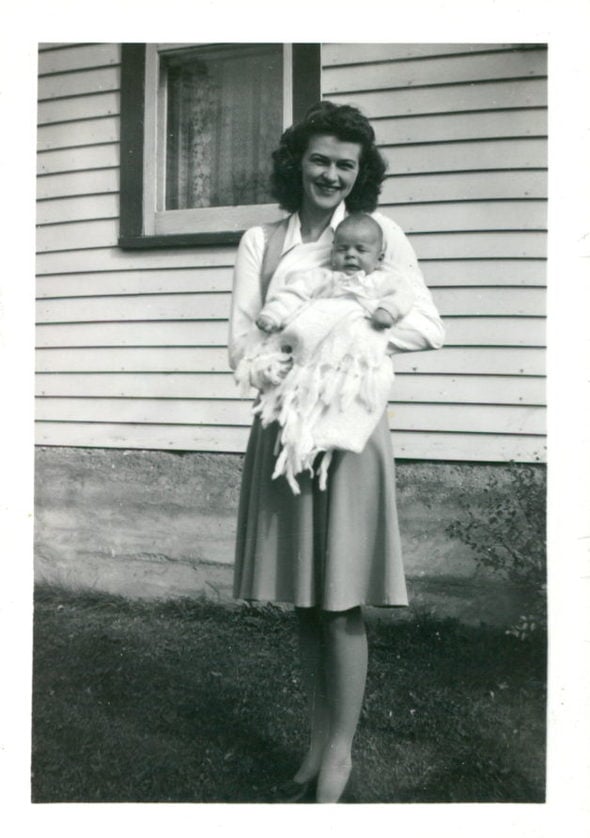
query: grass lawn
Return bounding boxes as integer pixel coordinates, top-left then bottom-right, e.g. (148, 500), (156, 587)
(31, 585), (546, 803)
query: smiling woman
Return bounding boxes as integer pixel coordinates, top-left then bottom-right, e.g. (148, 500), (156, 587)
(228, 101), (445, 803)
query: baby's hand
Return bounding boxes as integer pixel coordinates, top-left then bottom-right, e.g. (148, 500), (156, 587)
(256, 314), (281, 334)
(371, 307), (395, 330)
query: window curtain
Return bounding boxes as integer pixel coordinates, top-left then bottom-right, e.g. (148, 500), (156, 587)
(165, 45), (283, 209)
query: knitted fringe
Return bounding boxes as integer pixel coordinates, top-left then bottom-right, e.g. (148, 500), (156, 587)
(252, 312), (393, 494)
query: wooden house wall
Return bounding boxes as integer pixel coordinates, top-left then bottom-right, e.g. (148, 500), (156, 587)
(36, 42), (547, 461)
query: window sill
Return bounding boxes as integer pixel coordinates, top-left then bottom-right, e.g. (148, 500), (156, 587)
(118, 230), (245, 249)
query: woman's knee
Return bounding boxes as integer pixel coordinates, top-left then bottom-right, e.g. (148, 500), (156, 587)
(321, 606), (364, 638)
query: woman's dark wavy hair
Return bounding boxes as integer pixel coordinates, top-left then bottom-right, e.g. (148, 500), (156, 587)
(270, 101), (387, 213)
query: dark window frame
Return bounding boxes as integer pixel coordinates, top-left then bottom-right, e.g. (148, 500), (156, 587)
(119, 43), (321, 249)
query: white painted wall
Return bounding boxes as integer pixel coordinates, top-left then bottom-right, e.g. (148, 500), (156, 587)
(36, 42), (547, 462)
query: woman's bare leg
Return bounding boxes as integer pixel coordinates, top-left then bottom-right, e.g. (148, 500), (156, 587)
(316, 606), (368, 803)
(293, 606), (330, 784)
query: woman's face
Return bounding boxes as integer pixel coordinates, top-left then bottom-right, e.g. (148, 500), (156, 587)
(300, 134), (362, 214)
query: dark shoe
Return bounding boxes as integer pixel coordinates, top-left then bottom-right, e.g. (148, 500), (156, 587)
(269, 777), (317, 803)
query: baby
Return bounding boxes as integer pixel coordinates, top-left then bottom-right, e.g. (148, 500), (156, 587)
(256, 213), (415, 335)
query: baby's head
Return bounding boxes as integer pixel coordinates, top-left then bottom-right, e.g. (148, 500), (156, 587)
(331, 213), (384, 276)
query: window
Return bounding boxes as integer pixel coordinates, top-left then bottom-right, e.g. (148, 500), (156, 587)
(119, 43), (320, 248)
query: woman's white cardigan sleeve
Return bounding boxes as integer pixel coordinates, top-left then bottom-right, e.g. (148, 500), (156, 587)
(373, 211), (445, 354)
(227, 226), (265, 371)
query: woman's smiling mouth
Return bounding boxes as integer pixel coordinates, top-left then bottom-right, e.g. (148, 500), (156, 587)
(315, 181), (340, 193)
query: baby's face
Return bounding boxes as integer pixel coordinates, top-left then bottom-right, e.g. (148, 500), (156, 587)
(331, 224), (383, 275)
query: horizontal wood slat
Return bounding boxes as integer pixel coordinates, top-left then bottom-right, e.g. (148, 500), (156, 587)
(37, 116), (120, 151)
(35, 372), (546, 406)
(38, 43), (121, 75)
(421, 260), (545, 286)
(37, 142), (119, 176)
(35, 246), (545, 278)
(37, 174), (547, 217)
(382, 170), (547, 204)
(34, 422), (547, 462)
(35, 223), (546, 259)
(35, 317), (545, 350)
(329, 78), (547, 118)
(35, 209), (547, 256)
(37, 183), (546, 232)
(35, 346), (545, 376)
(323, 49), (546, 93)
(37, 169), (119, 200)
(37, 91), (120, 125)
(322, 44), (541, 65)
(381, 138), (547, 175)
(36, 286), (545, 324)
(380, 200), (546, 233)
(38, 66), (121, 102)
(36, 267), (233, 297)
(37, 193), (119, 225)
(374, 109), (547, 145)
(36, 219), (119, 252)
(37, 202), (548, 250)
(35, 396), (545, 436)
(408, 231), (546, 259)
(36, 259), (546, 298)
(36, 246), (236, 274)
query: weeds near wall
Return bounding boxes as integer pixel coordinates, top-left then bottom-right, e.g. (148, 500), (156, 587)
(446, 463), (546, 638)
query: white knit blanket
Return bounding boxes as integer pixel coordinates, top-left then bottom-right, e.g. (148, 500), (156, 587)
(235, 297), (394, 494)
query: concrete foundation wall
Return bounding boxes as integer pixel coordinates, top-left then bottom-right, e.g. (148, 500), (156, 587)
(34, 447), (545, 626)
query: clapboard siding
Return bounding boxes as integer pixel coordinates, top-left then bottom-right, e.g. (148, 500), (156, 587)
(37, 168), (119, 200)
(36, 287), (546, 321)
(35, 318), (545, 350)
(322, 44), (539, 64)
(38, 43), (120, 75)
(328, 79), (547, 118)
(37, 142), (119, 176)
(323, 48), (547, 92)
(374, 110), (547, 145)
(38, 66), (121, 102)
(36, 260), (546, 297)
(37, 193), (120, 225)
(36, 197), (548, 249)
(36, 195), (547, 232)
(35, 373), (545, 406)
(381, 138), (547, 174)
(38, 116), (121, 151)
(38, 91), (120, 125)
(36, 397), (545, 436)
(35, 42), (547, 461)
(34, 422), (546, 463)
(36, 347), (545, 376)
(36, 226), (547, 259)
(381, 171), (547, 204)
(36, 203), (547, 252)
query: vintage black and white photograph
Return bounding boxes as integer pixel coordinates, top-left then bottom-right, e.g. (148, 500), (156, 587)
(28, 38), (554, 807)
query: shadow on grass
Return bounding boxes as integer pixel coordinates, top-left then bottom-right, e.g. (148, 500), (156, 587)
(31, 585), (546, 803)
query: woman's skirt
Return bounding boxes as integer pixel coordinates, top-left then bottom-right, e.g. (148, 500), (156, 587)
(233, 411), (408, 611)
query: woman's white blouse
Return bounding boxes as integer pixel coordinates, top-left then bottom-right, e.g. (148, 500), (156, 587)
(228, 205), (445, 370)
